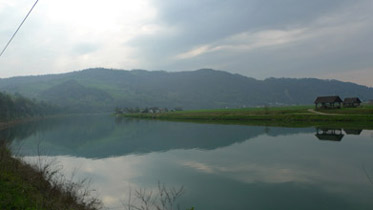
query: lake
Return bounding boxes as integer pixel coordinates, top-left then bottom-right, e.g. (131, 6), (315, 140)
(5, 115), (373, 210)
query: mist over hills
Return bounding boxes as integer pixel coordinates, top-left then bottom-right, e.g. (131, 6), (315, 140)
(0, 68), (372, 112)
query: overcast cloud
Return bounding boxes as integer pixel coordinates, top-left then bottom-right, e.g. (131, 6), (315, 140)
(0, 0), (372, 86)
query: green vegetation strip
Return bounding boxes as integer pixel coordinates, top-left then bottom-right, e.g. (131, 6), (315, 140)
(122, 105), (373, 129)
(0, 142), (99, 210)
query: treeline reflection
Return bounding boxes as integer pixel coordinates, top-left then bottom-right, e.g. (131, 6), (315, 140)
(1, 115), (368, 157)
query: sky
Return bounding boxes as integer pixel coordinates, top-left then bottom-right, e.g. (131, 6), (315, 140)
(0, 0), (372, 87)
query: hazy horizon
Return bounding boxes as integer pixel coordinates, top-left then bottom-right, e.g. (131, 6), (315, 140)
(0, 67), (372, 88)
(1, 0), (372, 87)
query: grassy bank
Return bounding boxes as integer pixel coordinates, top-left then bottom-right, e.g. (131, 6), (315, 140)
(0, 141), (101, 210)
(122, 105), (373, 129)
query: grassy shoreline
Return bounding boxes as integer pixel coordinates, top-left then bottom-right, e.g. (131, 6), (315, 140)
(121, 105), (373, 129)
(0, 142), (101, 209)
(0, 119), (101, 210)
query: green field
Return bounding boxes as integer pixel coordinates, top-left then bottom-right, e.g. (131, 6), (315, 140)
(122, 105), (373, 129)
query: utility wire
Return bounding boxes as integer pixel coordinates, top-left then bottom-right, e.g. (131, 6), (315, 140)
(0, 0), (39, 58)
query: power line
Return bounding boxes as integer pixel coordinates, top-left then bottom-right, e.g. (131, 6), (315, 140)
(0, 0), (39, 58)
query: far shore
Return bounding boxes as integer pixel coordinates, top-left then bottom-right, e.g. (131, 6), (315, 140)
(119, 105), (373, 129)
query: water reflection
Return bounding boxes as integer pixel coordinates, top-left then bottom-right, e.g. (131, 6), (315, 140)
(3, 115), (373, 210)
(344, 129), (363, 135)
(8, 115), (316, 158)
(20, 128), (373, 210)
(314, 127), (365, 142)
(315, 128), (344, 141)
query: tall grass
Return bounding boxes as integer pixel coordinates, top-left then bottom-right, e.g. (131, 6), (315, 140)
(122, 182), (185, 210)
(0, 141), (102, 209)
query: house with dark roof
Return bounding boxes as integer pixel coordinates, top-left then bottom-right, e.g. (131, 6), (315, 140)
(343, 97), (361, 108)
(314, 96), (343, 109)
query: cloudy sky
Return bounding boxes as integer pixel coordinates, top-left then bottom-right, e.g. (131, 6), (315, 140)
(0, 0), (372, 86)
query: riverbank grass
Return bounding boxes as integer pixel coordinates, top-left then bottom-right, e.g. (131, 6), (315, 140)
(0, 142), (100, 210)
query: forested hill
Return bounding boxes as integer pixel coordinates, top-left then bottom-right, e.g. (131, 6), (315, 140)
(0, 68), (372, 112)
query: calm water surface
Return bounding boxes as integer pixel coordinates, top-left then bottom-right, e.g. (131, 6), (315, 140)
(5, 115), (373, 210)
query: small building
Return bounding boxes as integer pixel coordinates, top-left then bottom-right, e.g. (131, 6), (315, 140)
(343, 97), (361, 108)
(314, 96), (343, 109)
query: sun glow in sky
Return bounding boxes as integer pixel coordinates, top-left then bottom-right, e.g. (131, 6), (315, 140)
(0, 0), (372, 87)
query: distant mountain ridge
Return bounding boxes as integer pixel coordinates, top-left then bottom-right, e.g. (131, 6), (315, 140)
(0, 68), (372, 112)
